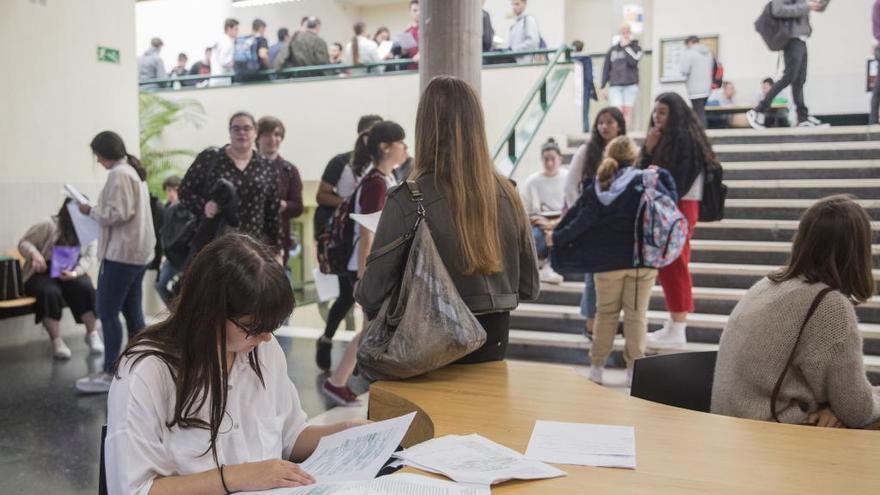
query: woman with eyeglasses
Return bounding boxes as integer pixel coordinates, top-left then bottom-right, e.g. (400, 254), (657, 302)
(178, 111), (283, 261)
(106, 234), (368, 494)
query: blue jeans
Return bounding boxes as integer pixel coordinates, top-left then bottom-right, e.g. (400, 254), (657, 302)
(580, 273), (597, 319)
(532, 226), (549, 260)
(98, 260), (147, 373)
(154, 259), (180, 306)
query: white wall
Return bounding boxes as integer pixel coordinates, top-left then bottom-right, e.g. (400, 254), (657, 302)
(0, 0), (139, 343)
(651, 0), (874, 115)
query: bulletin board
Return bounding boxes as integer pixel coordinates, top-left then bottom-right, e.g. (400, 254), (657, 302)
(659, 35), (719, 83)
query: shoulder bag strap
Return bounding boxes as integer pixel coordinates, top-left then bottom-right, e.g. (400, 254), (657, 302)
(770, 286), (834, 422)
(363, 180), (425, 261)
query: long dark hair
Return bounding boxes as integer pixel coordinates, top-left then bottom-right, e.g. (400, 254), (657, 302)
(646, 92), (719, 190)
(351, 121), (405, 177)
(56, 198), (80, 247)
(351, 21), (366, 65)
(584, 107), (626, 182)
(116, 234), (295, 466)
(90, 131), (147, 181)
(769, 195), (875, 304)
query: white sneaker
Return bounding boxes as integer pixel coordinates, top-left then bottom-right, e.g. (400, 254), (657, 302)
(625, 367), (633, 388)
(588, 365), (603, 385)
(539, 264), (564, 285)
(85, 332), (104, 355)
(746, 109), (766, 129)
(75, 372), (113, 394)
(797, 116), (831, 128)
(647, 322), (687, 347)
(52, 337), (72, 360)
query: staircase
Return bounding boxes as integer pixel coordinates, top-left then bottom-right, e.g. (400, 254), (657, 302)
(506, 125), (880, 382)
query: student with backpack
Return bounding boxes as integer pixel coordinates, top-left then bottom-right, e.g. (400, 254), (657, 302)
(640, 92), (721, 347)
(319, 121), (408, 406)
(552, 137), (680, 386)
(508, 0), (541, 64)
(749, 0), (829, 129)
(234, 18), (271, 82)
(679, 35), (715, 127)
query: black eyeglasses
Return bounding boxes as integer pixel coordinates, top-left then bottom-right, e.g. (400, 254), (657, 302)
(229, 318), (266, 337)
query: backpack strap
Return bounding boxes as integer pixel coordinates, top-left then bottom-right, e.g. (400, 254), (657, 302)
(770, 287), (835, 423)
(404, 180), (426, 226)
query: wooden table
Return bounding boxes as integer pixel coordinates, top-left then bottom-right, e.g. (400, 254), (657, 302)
(368, 360), (880, 494)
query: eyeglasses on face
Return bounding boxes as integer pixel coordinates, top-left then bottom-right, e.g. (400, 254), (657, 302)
(230, 125), (255, 134)
(229, 318), (272, 337)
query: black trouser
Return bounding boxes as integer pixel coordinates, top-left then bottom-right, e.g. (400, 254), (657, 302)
(756, 38), (808, 123)
(870, 47), (880, 124)
(454, 312), (511, 364)
(323, 271), (357, 340)
(24, 273), (96, 325)
(691, 97), (708, 127)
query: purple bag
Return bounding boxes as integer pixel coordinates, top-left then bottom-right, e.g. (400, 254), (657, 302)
(50, 246), (80, 279)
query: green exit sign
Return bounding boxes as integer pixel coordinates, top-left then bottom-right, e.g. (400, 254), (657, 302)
(97, 46), (120, 64)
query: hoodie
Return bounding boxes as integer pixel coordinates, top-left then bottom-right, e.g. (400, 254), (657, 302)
(601, 41), (642, 88)
(679, 43), (715, 99)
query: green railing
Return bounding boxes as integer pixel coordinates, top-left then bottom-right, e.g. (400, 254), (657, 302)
(139, 48), (563, 90)
(491, 45), (574, 178)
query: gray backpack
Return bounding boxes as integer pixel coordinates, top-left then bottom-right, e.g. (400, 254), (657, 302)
(754, 2), (794, 51)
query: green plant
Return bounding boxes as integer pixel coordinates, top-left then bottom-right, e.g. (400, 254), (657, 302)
(139, 92), (205, 198)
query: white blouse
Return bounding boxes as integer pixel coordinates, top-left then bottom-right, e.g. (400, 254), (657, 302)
(105, 337), (308, 495)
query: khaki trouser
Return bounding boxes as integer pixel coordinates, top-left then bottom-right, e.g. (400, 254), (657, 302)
(591, 268), (658, 367)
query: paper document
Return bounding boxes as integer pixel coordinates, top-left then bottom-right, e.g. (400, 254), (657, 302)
(300, 412), (416, 483)
(312, 268), (340, 302)
(393, 434), (566, 485)
(525, 421), (636, 469)
(66, 202), (100, 246)
(64, 184), (91, 205)
(350, 212), (382, 234)
(250, 473), (488, 495)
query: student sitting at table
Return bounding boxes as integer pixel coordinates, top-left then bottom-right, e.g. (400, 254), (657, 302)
(712, 195), (880, 429)
(105, 234), (367, 494)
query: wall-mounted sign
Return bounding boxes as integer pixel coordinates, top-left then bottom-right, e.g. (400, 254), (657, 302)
(659, 35), (719, 83)
(622, 4), (644, 34)
(97, 46), (120, 64)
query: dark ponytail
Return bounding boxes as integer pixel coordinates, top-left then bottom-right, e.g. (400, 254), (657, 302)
(90, 131), (147, 182)
(350, 121), (405, 177)
(352, 22), (365, 65)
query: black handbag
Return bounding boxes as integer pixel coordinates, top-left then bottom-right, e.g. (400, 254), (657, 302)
(755, 2), (796, 52)
(0, 257), (25, 301)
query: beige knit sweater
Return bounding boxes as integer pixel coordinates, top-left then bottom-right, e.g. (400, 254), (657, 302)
(711, 277), (880, 428)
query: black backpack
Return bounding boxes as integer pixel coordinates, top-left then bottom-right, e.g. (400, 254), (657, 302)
(699, 161), (727, 223)
(160, 203), (197, 269)
(755, 2), (794, 51)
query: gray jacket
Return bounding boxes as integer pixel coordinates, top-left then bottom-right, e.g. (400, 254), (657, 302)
(771, 0), (813, 40)
(679, 44), (714, 99)
(356, 174), (540, 319)
(89, 162), (156, 266)
(137, 48), (165, 88)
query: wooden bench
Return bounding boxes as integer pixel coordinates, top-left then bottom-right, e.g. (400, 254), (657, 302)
(0, 249), (36, 320)
(369, 360), (880, 494)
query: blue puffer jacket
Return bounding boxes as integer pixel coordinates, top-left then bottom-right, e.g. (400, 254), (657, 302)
(551, 166), (677, 274)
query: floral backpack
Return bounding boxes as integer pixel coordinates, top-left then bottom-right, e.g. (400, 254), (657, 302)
(634, 166), (688, 268)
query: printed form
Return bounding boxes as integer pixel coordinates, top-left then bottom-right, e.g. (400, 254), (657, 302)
(525, 420), (636, 469)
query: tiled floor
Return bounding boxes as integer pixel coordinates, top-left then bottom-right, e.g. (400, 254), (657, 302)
(0, 326), (623, 494)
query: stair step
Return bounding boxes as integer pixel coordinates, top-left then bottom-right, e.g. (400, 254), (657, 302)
(724, 178), (880, 199)
(689, 239), (880, 266)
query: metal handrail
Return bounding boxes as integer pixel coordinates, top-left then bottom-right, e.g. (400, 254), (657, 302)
(490, 45), (572, 177)
(138, 47), (563, 88)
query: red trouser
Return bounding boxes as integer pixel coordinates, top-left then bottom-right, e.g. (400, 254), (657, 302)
(658, 200), (699, 313)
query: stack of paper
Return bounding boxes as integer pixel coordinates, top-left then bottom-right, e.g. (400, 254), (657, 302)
(254, 473), (488, 495)
(524, 421), (636, 469)
(392, 434), (566, 485)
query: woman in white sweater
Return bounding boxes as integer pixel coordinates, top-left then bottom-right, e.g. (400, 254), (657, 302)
(712, 195), (880, 428)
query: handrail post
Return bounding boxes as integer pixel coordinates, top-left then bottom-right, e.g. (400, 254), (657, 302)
(507, 133), (516, 161)
(539, 80), (547, 109)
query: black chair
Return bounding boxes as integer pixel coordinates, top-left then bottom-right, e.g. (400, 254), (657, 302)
(630, 351), (718, 413)
(99, 425), (107, 495)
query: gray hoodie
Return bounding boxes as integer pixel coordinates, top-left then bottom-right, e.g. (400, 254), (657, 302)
(771, 0), (813, 40)
(679, 43), (714, 99)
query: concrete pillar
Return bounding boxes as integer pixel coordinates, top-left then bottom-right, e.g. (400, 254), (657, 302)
(419, 0), (482, 94)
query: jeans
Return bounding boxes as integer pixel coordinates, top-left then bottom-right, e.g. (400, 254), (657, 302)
(757, 38), (808, 123)
(870, 47), (880, 124)
(97, 260), (148, 373)
(579, 273), (597, 319)
(532, 226), (548, 260)
(154, 259), (180, 306)
(691, 97), (708, 128)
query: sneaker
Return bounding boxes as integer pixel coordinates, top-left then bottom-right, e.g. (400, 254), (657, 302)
(316, 337), (332, 371)
(75, 372), (113, 394)
(797, 116), (831, 128)
(52, 337), (72, 360)
(647, 322), (687, 347)
(85, 332), (104, 355)
(746, 109), (766, 129)
(539, 264), (564, 285)
(321, 380), (362, 407)
(588, 365), (603, 385)
(625, 367), (634, 388)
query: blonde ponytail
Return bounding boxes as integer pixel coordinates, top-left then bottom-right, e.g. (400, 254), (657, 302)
(596, 158), (620, 191)
(596, 136), (638, 191)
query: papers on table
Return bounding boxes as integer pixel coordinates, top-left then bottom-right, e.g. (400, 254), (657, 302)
(300, 412), (416, 484)
(350, 212), (382, 234)
(312, 268), (340, 302)
(393, 434), (566, 485)
(64, 184), (91, 205)
(255, 474), (489, 495)
(65, 201), (100, 246)
(525, 421), (636, 469)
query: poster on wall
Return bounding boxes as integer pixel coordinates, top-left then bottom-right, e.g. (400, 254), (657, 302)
(622, 4), (645, 34)
(867, 59), (878, 92)
(659, 35), (719, 83)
